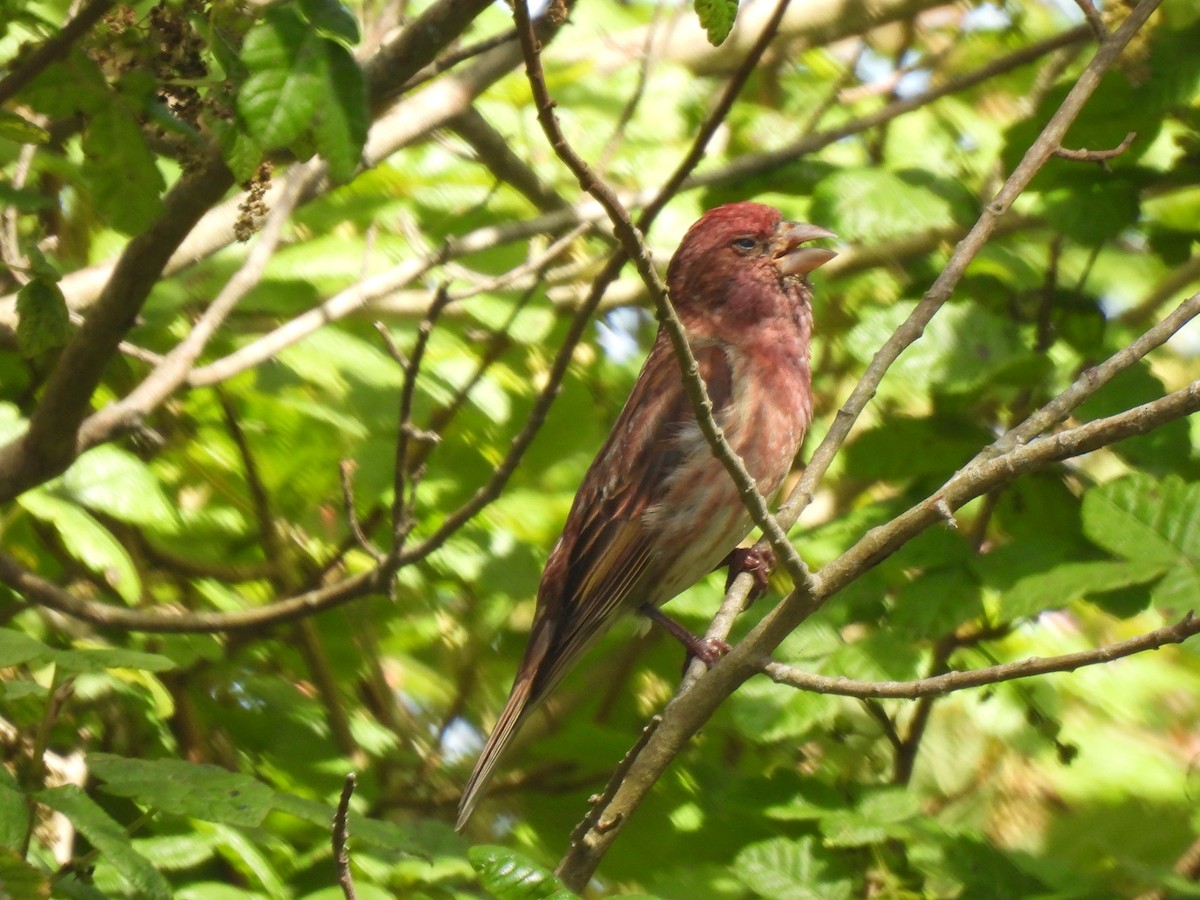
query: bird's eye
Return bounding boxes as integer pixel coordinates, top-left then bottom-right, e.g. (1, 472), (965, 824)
(732, 237), (758, 252)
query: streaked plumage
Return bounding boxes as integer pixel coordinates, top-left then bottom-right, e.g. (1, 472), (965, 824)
(457, 202), (836, 829)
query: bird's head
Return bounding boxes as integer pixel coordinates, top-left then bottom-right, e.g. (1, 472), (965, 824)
(665, 202), (837, 314)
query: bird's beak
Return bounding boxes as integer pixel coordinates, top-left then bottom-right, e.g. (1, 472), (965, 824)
(774, 222), (838, 276)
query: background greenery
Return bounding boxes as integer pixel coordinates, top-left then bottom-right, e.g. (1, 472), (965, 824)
(2, 0), (1200, 896)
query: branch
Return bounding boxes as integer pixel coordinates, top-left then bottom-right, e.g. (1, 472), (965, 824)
(390, 284), (453, 549)
(333, 773), (358, 900)
(1053, 130), (1136, 165)
(556, 0), (1166, 885)
(763, 612), (1200, 698)
(986, 290), (1200, 459)
(0, 0), (543, 345)
(559, 367), (1196, 886)
(184, 219), (588, 391)
(576, 0), (946, 76)
(0, 21), (1085, 342)
(774, 17), (1142, 534)
(448, 109), (571, 213)
(0, 0), (114, 106)
(1071, 0), (1109, 42)
(362, 0), (494, 114)
(76, 161), (315, 451)
(0, 150), (235, 504)
(0, 552), (383, 633)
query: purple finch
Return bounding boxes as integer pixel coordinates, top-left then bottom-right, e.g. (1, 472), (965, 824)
(457, 202), (836, 828)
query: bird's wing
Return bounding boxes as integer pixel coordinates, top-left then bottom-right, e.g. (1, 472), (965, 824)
(529, 334), (733, 698)
(457, 335), (732, 829)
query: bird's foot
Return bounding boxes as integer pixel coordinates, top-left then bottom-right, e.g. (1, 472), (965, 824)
(640, 605), (730, 669)
(689, 636), (732, 668)
(722, 545), (776, 599)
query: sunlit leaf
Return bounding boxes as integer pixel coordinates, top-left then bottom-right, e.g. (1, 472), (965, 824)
(37, 786), (171, 899)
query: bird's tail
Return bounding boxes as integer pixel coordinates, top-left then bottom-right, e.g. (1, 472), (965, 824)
(455, 666), (536, 831)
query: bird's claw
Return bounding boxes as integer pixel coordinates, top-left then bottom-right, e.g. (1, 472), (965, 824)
(723, 546), (776, 599)
(689, 637), (731, 668)
(641, 605), (731, 670)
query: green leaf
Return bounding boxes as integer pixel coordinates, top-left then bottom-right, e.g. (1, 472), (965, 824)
(0, 782), (30, 851)
(2, 680), (49, 701)
(36, 785), (172, 900)
(22, 55), (109, 117)
(1081, 475), (1200, 613)
(0, 182), (56, 213)
(238, 7), (326, 149)
(299, 0), (360, 44)
(693, 0), (738, 45)
(810, 168), (965, 243)
(893, 566), (984, 637)
(133, 831), (221, 870)
(18, 492), (142, 603)
(209, 113), (266, 182)
(1082, 475), (1200, 564)
(820, 788), (921, 848)
(61, 444), (178, 529)
(1000, 559), (1167, 620)
(208, 822), (288, 896)
(313, 40), (368, 183)
(843, 415), (990, 481)
(847, 301), (1038, 395)
(469, 845), (577, 900)
(82, 107), (166, 234)
(734, 836), (853, 900)
(89, 754), (275, 828)
(1042, 173), (1141, 246)
(15, 279), (70, 357)
(0, 847), (50, 899)
(52, 646), (177, 674)
(1076, 365), (1193, 473)
(0, 108), (49, 144)
(0, 628), (53, 667)
(731, 678), (837, 743)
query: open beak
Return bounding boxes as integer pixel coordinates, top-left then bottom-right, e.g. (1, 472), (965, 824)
(774, 222), (838, 276)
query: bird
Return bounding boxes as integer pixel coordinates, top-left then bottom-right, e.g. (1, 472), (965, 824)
(456, 201), (836, 829)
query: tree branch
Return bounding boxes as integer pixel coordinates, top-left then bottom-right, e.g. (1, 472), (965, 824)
(1053, 130), (1136, 165)
(762, 612), (1200, 698)
(0, 149), (235, 504)
(0, 0), (114, 106)
(0, 22), (1085, 343)
(333, 773), (358, 900)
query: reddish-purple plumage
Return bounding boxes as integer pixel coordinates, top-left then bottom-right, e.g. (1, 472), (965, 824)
(456, 202), (836, 829)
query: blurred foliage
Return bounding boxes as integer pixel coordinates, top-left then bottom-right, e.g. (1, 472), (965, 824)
(2, 0), (1200, 897)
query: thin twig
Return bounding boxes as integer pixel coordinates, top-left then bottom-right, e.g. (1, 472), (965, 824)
(391, 283), (453, 549)
(1071, 0), (1109, 41)
(987, 290), (1200, 458)
(763, 612), (1200, 698)
(79, 164), (313, 452)
(340, 461), (384, 562)
(1, 22), (1086, 342)
(333, 773), (358, 900)
(398, 29), (519, 94)
(1053, 130), (1136, 168)
(2, 380), (1195, 637)
(774, 18), (1151, 536)
(0, 0), (114, 105)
